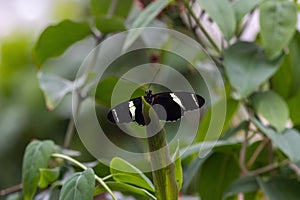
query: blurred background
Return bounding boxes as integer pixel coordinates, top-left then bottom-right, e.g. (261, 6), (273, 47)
(0, 0), (94, 190)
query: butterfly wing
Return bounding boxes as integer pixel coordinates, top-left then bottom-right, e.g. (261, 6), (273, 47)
(107, 97), (146, 125)
(151, 92), (205, 122)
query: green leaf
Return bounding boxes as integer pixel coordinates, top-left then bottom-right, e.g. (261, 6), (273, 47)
(90, 0), (110, 16)
(172, 145), (182, 191)
(37, 72), (73, 110)
(199, 152), (240, 200)
(33, 20), (91, 66)
(94, 181), (156, 199)
(288, 90), (300, 125)
(39, 167), (60, 188)
(224, 42), (282, 98)
(110, 157), (154, 192)
(233, 0), (260, 22)
(257, 176), (300, 200)
(122, 0), (170, 51)
(260, 1), (297, 59)
(223, 176), (259, 200)
(196, 98), (239, 141)
(95, 15), (126, 34)
(22, 140), (55, 200)
(250, 91), (289, 132)
(59, 168), (95, 200)
(252, 118), (300, 163)
(271, 31), (300, 99)
(90, 0), (133, 18)
(197, 0), (236, 40)
(114, 0), (134, 19)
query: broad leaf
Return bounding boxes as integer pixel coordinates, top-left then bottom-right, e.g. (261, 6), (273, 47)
(197, 0), (236, 40)
(224, 42), (282, 98)
(251, 91), (289, 132)
(39, 167), (60, 188)
(260, 1), (297, 59)
(122, 0), (169, 51)
(252, 118), (300, 163)
(22, 140), (55, 200)
(288, 90), (300, 125)
(223, 176), (259, 200)
(59, 168), (95, 200)
(95, 15), (126, 34)
(257, 176), (300, 200)
(233, 0), (260, 22)
(94, 181), (156, 199)
(37, 72), (73, 110)
(33, 20), (91, 66)
(198, 152), (240, 200)
(110, 157), (154, 192)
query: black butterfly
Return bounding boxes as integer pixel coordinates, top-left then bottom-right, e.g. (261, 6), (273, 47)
(107, 90), (205, 126)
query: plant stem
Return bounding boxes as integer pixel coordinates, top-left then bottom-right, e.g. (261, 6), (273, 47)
(52, 153), (117, 200)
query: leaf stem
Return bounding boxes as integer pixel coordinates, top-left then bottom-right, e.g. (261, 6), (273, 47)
(52, 153), (117, 200)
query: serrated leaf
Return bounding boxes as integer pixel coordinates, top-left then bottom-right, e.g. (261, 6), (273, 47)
(33, 20), (91, 66)
(110, 157), (154, 192)
(251, 91), (289, 132)
(122, 0), (169, 52)
(95, 15), (126, 34)
(224, 42), (282, 98)
(257, 176), (300, 200)
(197, 0), (236, 40)
(252, 118), (300, 163)
(37, 72), (73, 110)
(94, 181), (155, 199)
(39, 167), (60, 188)
(260, 1), (297, 59)
(223, 176), (259, 200)
(59, 168), (95, 200)
(22, 140), (55, 200)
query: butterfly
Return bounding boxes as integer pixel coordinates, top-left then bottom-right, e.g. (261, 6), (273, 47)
(107, 89), (205, 126)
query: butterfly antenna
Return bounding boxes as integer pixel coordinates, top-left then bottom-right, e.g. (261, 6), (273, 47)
(119, 76), (148, 91)
(147, 67), (161, 91)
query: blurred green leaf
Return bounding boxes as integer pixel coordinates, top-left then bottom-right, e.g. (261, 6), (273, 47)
(196, 98), (239, 141)
(223, 176), (259, 200)
(37, 72), (73, 110)
(110, 157), (154, 192)
(224, 42), (282, 98)
(39, 168), (60, 188)
(59, 168), (95, 200)
(197, 0), (236, 40)
(288, 90), (300, 125)
(252, 118), (300, 163)
(22, 140), (55, 200)
(114, 0), (134, 18)
(94, 181), (155, 199)
(95, 15), (126, 34)
(90, 0), (133, 18)
(122, 0), (169, 51)
(260, 1), (297, 59)
(90, 0), (110, 16)
(271, 31), (300, 99)
(251, 91), (289, 132)
(257, 176), (300, 200)
(172, 145), (182, 191)
(233, 0), (260, 22)
(33, 20), (91, 66)
(199, 152), (240, 200)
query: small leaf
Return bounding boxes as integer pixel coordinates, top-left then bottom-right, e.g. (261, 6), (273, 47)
(260, 1), (297, 59)
(59, 168), (95, 200)
(22, 140), (55, 200)
(223, 176), (259, 200)
(233, 0), (260, 22)
(257, 176), (300, 200)
(252, 118), (300, 163)
(39, 167), (60, 188)
(37, 72), (73, 110)
(122, 0), (170, 51)
(33, 20), (91, 66)
(110, 157), (154, 192)
(197, 0), (236, 40)
(95, 15), (126, 34)
(94, 181), (156, 199)
(224, 42), (282, 98)
(251, 91), (289, 132)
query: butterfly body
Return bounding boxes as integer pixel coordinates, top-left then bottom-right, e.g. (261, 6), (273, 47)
(107, 90), (205, 126)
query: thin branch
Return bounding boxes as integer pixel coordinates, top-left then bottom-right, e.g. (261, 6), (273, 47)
(107, 0), (118, 17)
(288, 162), (300, 178)
(239, 130), (250, 176)
(248, 160), (289, 177)
(0, 184), (23, 196)
(247, 137), (269, 168)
